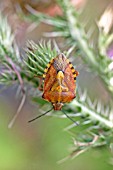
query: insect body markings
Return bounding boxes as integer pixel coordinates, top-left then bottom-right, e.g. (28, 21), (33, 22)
(42, 53), (79, 110)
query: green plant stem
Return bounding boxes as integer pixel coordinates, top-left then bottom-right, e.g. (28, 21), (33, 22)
(70, 100), (113, 128)
(58, 0), (97, 67)
(58, 0), (113, 98)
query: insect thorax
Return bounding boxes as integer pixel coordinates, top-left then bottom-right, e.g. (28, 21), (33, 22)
(53, 53), (68, 72)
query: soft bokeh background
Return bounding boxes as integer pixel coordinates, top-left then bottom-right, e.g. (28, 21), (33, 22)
(0, 0), (113, 169)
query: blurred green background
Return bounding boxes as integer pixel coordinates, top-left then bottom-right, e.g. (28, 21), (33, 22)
(0, 97), (113, 170)
(0, 0), (113, 169)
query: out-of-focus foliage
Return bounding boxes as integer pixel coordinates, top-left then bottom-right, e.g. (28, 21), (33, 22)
(1, 0), (113, 167)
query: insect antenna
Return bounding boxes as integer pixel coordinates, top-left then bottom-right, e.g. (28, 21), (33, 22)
(62, 110), (78, 126)
(28, 107), (53, 123)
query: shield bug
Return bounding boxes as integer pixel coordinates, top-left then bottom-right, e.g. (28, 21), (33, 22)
(29, 53), (79, 123)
